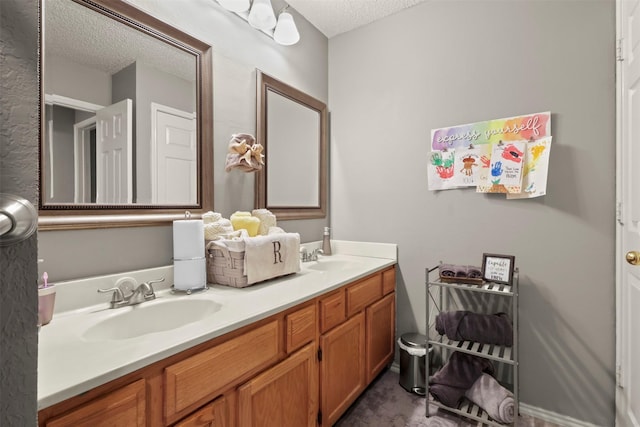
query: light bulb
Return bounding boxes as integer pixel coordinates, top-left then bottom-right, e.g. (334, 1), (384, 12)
(248, 0), (276, 30)
(218, 0), (250, 13)
(273, 11), (300, 45)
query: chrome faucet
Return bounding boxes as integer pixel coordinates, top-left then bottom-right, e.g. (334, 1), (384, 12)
(300, 247), (323, 262)
(98, 278), (164, 309)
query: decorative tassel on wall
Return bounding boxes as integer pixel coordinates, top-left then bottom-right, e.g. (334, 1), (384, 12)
(224, 133), (265, 173)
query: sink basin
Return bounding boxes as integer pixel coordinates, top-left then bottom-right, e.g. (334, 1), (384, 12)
(305, 258), (362, 272)
(82, 299), (222, 341)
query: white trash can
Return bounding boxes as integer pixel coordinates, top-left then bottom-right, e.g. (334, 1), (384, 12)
(398, 333), (430, 395)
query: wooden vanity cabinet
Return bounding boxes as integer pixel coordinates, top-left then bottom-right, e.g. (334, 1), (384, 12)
(318, 266), (396, 426)
(319, 312), (366, 426)
(173, 395), (228, 427)
(38, 266), (396, 427)
(238, 343), (318, 427)
(366, 292), (395, 383)
(164, 320), (281, 423)
(44, 379), (146, 427)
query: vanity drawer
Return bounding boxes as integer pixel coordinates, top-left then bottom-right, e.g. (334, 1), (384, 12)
(286, 303), (317, 353)
(319, 289), (346, 334)
(173, 396), (227, 427)
(346, 274), (382, 317)
(45, 379), (146, 427)
(382, 267), (396, 296)
(164, 320), (280, 421)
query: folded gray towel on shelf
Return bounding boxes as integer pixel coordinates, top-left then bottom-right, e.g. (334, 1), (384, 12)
(439, 264), (457, 277)
(466, 265), (482, 278)
(465, 373), (515, 424)
(435, 311), (513, 346)
(429, 351), (494, 408)
(439, 264), (482, 279)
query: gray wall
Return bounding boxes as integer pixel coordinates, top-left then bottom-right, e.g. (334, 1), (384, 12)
(0, 0), (39, 425)
(329, 1), (615, 425)
(38, 0), (329, 282)
(45, 55), (111, 106)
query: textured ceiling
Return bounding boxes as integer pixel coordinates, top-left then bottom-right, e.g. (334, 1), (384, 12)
(286, 0), (430, 38)
(44, 0), (195, 82)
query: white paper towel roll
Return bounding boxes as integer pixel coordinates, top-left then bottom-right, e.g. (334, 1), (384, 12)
(173, 219), (205, 260)
(173, 258), (206, 290)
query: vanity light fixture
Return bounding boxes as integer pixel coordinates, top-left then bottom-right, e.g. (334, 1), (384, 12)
(216, 0), (300, 46)
(273, 8), (300, 46)
(248, 0), (277, 30)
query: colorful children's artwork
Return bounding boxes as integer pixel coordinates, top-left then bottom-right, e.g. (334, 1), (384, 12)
(431, 111), (551, 151)
(428, 112), (552, 196)
(507, 137), (552, 199)
(472, 145), (495, 192)
(428, 150), (457, 190)
(453, 147), (483, 187)
(476, 141), (526, 193)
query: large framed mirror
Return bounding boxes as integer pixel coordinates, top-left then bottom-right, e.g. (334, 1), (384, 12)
(255, 71), (327, 220)
(38, 0), (213, 230)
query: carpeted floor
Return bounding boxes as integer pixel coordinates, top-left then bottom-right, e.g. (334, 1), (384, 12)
(335, 369), (561, 427)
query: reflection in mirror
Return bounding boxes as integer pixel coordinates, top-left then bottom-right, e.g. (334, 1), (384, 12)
(39, 0), (213, 229)
(255, 71), (327, 220)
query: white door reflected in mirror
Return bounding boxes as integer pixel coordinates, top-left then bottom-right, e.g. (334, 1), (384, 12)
(95, 99), (132, 204)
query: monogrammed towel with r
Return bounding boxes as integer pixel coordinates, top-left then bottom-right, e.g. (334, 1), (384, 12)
(243, 233), (300, 284)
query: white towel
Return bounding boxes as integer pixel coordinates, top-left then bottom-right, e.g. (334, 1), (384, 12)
(251, 209), (277, 236)
(268, 226), (285, 234)
(204, 219), (235, 241)
(202, 211), (222, 224)
(243, 233), (300, 284)
(464, 373), (515, 423)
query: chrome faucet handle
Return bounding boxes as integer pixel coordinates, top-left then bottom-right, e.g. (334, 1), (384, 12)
(146, 277), (165, 289)
(139, 278), (164, 299)
(97, 286), (125, 303)
(300, 247), (309, 262)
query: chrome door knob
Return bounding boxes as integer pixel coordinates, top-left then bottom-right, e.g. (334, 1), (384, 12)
(626, 251), (640, 266)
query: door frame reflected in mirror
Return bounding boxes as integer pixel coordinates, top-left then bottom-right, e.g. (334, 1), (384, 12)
(38, 0), (213, 230)
(255, 71), (327, 220)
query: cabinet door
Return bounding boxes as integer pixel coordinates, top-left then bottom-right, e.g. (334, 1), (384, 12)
(45, 379), (145, 427)
(173, 396), (227, 427)
(237, 343), (318, 427)
(366, 292), (395, 383)
(320, 312), (366, 427)
(164, 320), (280, 422)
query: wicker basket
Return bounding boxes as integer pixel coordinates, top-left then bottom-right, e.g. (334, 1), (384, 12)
(206, 240), (250, 288)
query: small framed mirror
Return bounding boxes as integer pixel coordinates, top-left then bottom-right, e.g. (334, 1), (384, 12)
(255, 71), (327, 220)
(38, 0), (213, 230)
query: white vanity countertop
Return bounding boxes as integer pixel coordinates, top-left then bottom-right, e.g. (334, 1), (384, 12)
(37, 240), (397, 410)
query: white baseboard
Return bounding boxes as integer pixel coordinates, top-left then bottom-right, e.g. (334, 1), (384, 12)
(390, 362), (400, 373)
(519, 403), (603, 427)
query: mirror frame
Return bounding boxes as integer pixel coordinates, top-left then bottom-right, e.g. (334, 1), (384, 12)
(38, 0), (213, 230)
(255, 71), (327, 220)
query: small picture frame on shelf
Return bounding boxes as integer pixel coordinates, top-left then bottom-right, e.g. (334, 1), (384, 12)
(481, 253), (515, 284)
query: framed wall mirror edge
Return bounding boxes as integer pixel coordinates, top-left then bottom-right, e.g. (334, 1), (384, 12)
(255, 70), (328, 220)
(38, 0), (214, 230)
